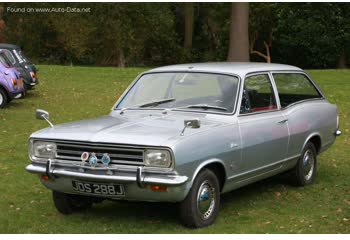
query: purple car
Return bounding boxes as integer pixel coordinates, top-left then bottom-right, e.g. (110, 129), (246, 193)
(0, 51), (25, 108)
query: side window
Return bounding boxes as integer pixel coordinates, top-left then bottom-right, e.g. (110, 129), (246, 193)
(2, 50), (16, 65)
(273, 73), (322, 108)
(240, 74), (277, 114)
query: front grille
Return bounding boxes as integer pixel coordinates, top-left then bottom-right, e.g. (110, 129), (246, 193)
(55, 142), (144, 166)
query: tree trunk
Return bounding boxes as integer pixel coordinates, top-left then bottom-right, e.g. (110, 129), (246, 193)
(184, 2), (194, 50)
(337, 51), (347, 69)
(227, 2), (250, 62)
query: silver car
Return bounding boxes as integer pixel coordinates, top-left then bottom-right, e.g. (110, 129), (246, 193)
(26, 63), (341, 228)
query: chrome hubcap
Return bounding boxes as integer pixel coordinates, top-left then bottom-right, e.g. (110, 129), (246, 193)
(197, 181), (216, 220)
(0, 93), (3, 105)
(303, 149), (315, 181)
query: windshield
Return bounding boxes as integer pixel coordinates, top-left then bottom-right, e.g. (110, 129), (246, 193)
(0, 52), (13, 68)
(116, 72), (239, 113)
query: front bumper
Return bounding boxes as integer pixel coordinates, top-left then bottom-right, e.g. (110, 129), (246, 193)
(26, 161), (190, 202)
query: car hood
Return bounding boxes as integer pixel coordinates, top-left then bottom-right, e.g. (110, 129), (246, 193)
(31, 110), (229, 146)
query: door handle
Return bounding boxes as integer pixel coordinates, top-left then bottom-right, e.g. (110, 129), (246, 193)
(277, 119), (288, 124)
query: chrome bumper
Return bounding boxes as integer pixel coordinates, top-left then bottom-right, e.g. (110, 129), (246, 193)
(26, 161), (190, 202)
(25, 162), (188, 187)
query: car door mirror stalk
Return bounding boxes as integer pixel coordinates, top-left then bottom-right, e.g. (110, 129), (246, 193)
(181, 119), (201, 136)
(36, 109), (54, 128)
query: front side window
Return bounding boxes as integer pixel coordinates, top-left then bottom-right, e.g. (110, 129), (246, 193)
(116, 72), (239, 113)
(240, 74), (277, 114)
(273, 73), (322, 108)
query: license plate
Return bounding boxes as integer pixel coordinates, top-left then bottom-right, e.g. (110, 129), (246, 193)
(72, 180), (125, 196)
(18, 79), (23, 87)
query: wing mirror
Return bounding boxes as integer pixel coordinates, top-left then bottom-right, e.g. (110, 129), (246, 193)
(36, 109), (54, 127)
(181, 119), (201, 136)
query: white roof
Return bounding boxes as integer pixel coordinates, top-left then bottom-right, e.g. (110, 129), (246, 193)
(147, 62), (303, 77)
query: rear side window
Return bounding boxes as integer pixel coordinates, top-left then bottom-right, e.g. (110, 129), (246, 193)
(273, 73), (322, 108)
(240, 74), (277, 114)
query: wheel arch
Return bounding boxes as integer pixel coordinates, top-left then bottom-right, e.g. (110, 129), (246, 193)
(191, 159), (227, 192)
(0, 84), (10, 100)
(303, 133), (322, 154)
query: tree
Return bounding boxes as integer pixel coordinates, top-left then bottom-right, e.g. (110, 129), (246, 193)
(249, 3), (276, 63)
(274, 3), (350, 68)
(184, 2), (194, 50)
(227, 2), (250, 62)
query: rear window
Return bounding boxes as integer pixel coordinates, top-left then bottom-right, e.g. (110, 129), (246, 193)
(273, 73), (322, 108)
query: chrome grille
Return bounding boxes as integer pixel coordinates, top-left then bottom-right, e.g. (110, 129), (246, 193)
(55, 142), (144, 166)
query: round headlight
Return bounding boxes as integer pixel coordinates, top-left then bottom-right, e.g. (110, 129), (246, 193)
(144, 149), (172, 168)
(32, 141), (57, 159)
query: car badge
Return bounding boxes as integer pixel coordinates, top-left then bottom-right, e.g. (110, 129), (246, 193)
(101, 153), (111, 167)
(81, 152), (89, 164)
(89, 152), (98, 167)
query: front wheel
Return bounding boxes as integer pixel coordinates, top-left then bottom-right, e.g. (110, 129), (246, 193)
(179, 169), (220, 228)
(289, 142), (317, 186)
(0, 88), (8, 108)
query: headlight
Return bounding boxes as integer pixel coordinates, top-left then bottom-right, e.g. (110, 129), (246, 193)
(144, 149), (172, 168)
(31, 141), (56, 160)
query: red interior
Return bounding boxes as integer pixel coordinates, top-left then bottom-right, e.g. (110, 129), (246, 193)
(251, 105), (277, 112)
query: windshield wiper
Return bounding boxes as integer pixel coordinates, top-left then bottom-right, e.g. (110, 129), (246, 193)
(119, 98), (176, 114)
(179, 104), (228, 112)
(138, 98), (176, 108)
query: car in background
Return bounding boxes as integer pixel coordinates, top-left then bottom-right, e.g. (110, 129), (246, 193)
(26, 63), (341, 228)
(0, 44), (38, 90)
(0, 52), (25, 108)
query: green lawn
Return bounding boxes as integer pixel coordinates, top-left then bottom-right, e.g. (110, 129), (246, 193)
(0, 65), (349, 233)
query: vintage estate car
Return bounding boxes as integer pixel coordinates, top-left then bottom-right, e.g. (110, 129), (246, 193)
(0, 44), (38, 90)
(26, 63), (341, 228)
(0, 51), (25, 108)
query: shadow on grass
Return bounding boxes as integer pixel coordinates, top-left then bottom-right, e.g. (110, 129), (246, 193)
(87, 200), (180, 226)
(24, 90), (40, 99)
(80, 173), (292, 226)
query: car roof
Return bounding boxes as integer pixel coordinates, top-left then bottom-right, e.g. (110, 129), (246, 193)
(147, 62), (303, 78)
(0, 43), (20, 50)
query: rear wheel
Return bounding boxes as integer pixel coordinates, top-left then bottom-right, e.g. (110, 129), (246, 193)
(52, 191), (93, 214)
(179, 169), (220, 228)
(289, 142), (317, 186)
(0, 88), (8, 108)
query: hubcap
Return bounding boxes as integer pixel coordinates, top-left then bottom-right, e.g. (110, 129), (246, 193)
(197, 180), (216, 220)
(0, 93), (3, 105)
(303, 149), (315, 181)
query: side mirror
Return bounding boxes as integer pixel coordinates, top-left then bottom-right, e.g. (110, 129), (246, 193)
(36, 109), (49, 120)
(36, 109), (54, 127)
(181, 119), (201, 136)
(184, 119), (201, 129)
(4, 71), (9, 75)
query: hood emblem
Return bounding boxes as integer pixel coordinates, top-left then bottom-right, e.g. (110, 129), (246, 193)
(88, 152), (98, 167)
(101, 153), (111, 167)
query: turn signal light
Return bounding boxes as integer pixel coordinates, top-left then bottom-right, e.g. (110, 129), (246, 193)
(150, 185), (167, 192)
(12, 78), (17, 86)
(41, 175), (49, 181)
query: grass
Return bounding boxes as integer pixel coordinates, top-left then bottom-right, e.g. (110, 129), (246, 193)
(0, 65), (349, 233)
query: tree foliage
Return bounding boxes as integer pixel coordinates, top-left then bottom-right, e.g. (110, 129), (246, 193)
(1, 2), (350, 68)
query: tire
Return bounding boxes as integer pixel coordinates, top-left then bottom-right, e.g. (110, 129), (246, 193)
(52, 191), (93, 214)
(179, 169), (220, 228)
(289, 142), (317, 186)
(0, 88), (8, 108)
